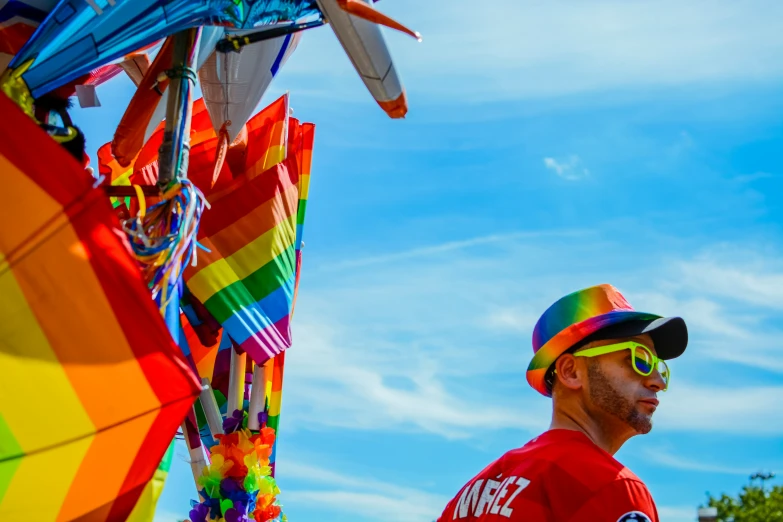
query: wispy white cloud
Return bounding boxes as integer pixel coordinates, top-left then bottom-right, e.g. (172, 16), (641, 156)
(279, 0), (783, 103)
(543, 155), (590, 180)
(289, 234), (783, 440)
(632, 291), (783, 375)
(280, 462), (447, 522)
(677, 255), (783, 310)
(642, 448), (757, 476)
(631, 292), (753, 339)
(484, 306), (540, 334)
(284, 490), (442, 522)
(630, 251), (783, 374)
(732, 172), (775, 184)
(656, 383), (783, 435)
(319, 229), (594, 270)
(284, 320), (550, 439)
(708, 346), (783, 374)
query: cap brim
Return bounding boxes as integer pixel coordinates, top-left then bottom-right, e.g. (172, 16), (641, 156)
(582, 316), (688, 360)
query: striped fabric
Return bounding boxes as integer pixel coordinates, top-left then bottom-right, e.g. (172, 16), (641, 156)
(289, 117), (314, 309)
(185, 159), (298, 364)
(97, 95), (289, 210)
(182, 105), (314, 485)
(182, 94), (298, 367)
(266, 117), (315, 477)
(0, 93), (201, 520)
(267, 352), (285, 476)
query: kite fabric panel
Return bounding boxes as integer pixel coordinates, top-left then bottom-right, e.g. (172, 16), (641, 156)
(7, 0), (321, 98)
(0, 92), (201, 521)
(0, 0), (58, 72)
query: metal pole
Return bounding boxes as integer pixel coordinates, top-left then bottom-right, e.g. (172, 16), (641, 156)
(158, 28), (200, 186)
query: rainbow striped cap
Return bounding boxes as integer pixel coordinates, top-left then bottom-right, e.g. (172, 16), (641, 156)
(526, 284), (687, 397)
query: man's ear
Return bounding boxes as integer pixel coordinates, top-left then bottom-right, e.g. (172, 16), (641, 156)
(554, 353), (584, 392)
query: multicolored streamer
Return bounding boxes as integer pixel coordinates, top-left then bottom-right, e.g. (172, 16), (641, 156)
(122, 178), (209, 311)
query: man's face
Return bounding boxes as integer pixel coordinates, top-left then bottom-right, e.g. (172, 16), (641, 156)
(580, 334), (665, 434)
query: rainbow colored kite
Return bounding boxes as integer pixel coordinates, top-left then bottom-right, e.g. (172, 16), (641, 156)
(0, 92), (202, 520)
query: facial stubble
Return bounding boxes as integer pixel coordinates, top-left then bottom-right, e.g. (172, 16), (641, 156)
(586, 360), (652, 434)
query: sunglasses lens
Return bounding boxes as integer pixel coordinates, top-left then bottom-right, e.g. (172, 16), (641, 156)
(659, 361), (670, 388)
(633, 346), (653, 375)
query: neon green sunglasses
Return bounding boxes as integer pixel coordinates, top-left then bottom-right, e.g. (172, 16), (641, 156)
(574, 341), (670, 391)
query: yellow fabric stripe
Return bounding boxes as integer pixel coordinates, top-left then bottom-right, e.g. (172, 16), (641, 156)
(0, 433), (92, 520)
(0, 265), (95, 456)
(262, 144), (286, 172)
(125, 465), (168, 522)
(12, 217), (161, 429)
(186, 213), (297, 302)
(269, 390), (282, 417)
(299, 173), (310, 200)
(109, 168), (133, 207)
(0, 156), (65, 265)
(57, 411), (157, 521)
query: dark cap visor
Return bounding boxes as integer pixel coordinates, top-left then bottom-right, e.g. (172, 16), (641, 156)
(577, 317), (687, 360)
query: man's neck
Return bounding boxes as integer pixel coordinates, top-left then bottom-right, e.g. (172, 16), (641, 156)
(549, 407), (634, 455)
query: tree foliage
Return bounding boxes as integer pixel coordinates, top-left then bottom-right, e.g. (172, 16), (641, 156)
(706, 483), (783, 522)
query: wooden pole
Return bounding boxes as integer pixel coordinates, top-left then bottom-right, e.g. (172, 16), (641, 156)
(227, 346), (247, 420)
(247, 360), (270, 430)
(199, 377), (224, 438)
(181, 414), (206, 496)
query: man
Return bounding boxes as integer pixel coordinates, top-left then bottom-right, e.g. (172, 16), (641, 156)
(437, 284), (687, 522)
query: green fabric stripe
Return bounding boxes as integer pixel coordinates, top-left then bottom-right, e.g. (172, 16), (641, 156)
(204, 245), (296, 324)
(0, 413), (22, 505)
(267, 414), (280, 433)
(296, 199), (308, 225)
(159, 441), (175, 473)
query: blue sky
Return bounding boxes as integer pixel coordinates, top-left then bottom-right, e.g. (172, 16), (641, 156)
(70, 1), (783, 521)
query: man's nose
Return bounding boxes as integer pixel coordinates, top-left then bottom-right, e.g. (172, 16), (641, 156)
(645, 367), (666, 391)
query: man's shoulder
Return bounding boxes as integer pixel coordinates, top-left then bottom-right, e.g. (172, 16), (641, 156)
(513, 430), (630, 475)
(495, 430), (646, 503)
(567, 476), (658, 522)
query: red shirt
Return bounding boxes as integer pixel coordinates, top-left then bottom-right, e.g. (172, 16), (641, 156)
(437, 430), (659, 522)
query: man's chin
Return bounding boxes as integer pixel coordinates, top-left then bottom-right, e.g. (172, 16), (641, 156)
(629, 412), (653, 434)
